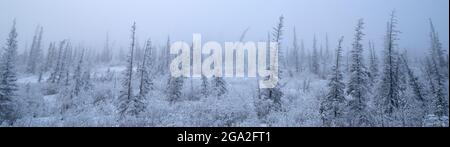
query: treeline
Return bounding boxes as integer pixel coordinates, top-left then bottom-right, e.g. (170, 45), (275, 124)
(318, 12), (448, 127)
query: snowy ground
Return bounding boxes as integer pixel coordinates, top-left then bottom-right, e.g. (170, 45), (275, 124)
(8, 65), (327, 127)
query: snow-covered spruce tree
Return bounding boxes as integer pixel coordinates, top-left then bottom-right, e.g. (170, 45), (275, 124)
(73, 48), (85, 96)
(429, 60), (448, 121)
(400, 53), (426, 105)
(0, 20), (19, 124)
(211, 76), (227, 97)
(60, 42), (73, 86)
(273, 15), (285, 79)
(399, 53), (427, 126)
(38, 42), (55, 82)
(311, 35), (320, 75)
(47, 40), (66, 83)
(160, 36), (171, 75)
(429, 19), (448, 78)
(166, 76), (183, 104)
(188, 44), (195, 100)
(426, 47), (449, 123)
(292, 27), (300, 73)
(423, 57), (436, 98)
(320, 37), (346, 127)
(137, 39), (154, 101)
(345, 49), (351, 74)
(325, 34), (331, 62)
(368, 41), (379, 86)
(347, 19), (372, 127)
(300, 40), (306, 73)
(56, 42), (66, 84)
(43, 43), (55, 73)
(26, 26), (44, 74)
(258, 16), (285, 119)
(378, 11), (401, 121)
(427, 19), (449, 120)
(320, 34), (331, 79)
(395, 53), (411, 126)
(118, 22), (145, 119)
(58, 45), (78, 116)
(200, 75), (209, 98)
(266, 16), (286, 105)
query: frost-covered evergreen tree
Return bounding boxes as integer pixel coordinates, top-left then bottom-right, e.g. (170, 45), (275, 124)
(325, 34), (331, 62)
(200, 75), (209, 98)
(311, 36), (320, 75)
(137, 39), (154, 100)
(272, 15), (285, 79)
(72, 48), (91, 96)
(164, 36), (184, 104)
(347, 19), (371, 127)
(26, 26), (44, 74)
(38, 42), (55, 82)
(160, 36), (171, 75)
(59, 42), (72, 86)
(259, 16), (286, 116)
(59, 47), (82, 115)
(430, 61), (448, 117)
(269, 15), (285, 94)
(118, 22), (144, 118)
(368, 41), (379, 85)
(48, 40), (67, 83)
(428, 19), (448, 78)
(379, 11), (401, 118)
(72, 49), (84, 96)
(20, 44), (29, 66)
(300, 39), (306, 72)
(427, 19), (449, 119)
(292, 27), (300, 73)
(188, 44), (195, 100)
(395, 53), (411, 126)
(0, 20), (19, 124)
(400, 54), (426, 107)
(399, 53), (427, 126)
(211, 76), (227, 97)
(43, 42), (56, 73)
(167, 76), (183, 104)
(320, 37), (346, 127)
(320, 34), (331, 79)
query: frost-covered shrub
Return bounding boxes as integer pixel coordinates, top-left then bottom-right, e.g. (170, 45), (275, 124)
(92, 88), (116, 116)
(163, 96), (254, 127)
(138, 97), (173, 127)
(264, 91), (321, 127)
(253, 98), (273, 120)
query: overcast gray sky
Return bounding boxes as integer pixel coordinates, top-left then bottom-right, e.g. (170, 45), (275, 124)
(1, 0), (448, 57)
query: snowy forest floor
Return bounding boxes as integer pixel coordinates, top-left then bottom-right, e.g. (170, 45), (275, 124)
(8, 65), (327, 127)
